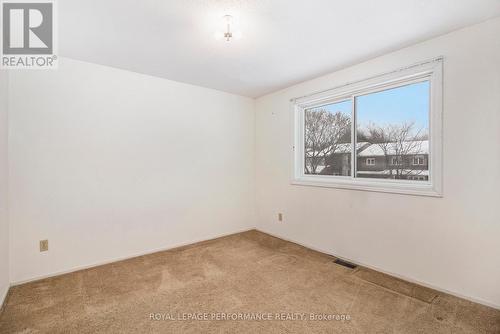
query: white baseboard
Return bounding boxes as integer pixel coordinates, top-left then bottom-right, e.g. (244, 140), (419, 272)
(10, 226), (499, 310)
(11, 227), (255, 286)
(255, 228), (500, 310)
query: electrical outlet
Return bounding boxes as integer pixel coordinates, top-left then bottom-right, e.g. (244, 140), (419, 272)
(278, 213), (283, 222)
(40, 239), (48, 252)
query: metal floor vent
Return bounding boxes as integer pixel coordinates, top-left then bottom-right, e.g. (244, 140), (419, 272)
(333, 258), (357, 269)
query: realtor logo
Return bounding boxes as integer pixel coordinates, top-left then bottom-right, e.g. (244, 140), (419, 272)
(1, 0), (57, 68)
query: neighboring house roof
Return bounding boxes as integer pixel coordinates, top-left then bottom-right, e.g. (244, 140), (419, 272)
(306, 142), (369, 156)
(335, 142), (370, 154)
(306, 140), (428, 157)
(358, 140), (428, 157)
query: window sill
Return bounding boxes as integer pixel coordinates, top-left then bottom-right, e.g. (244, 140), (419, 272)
(291, 176), (442, 197)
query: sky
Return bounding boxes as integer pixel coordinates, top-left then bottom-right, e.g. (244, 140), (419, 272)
(320, 81), (429, 132)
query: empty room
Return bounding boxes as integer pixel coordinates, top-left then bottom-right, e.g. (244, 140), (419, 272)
(0, 0), (500, 333)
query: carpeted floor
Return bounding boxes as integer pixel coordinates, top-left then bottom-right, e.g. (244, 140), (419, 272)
(0, 230), (499, 333)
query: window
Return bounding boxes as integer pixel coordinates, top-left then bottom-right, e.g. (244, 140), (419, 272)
(413, 156), (425, 165)
(356, 82), (429, 181)
(291, 58), (443, 196)
(304, 100), (352, 176)
(391, 157), (402, 166)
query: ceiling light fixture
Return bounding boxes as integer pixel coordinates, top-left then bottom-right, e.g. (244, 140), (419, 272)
(215, 15), (242, 42)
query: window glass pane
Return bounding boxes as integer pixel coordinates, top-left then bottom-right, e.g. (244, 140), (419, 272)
(304, 100), (352, 176)
(355, 81), (430, 181)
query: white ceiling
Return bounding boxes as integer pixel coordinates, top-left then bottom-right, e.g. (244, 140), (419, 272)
(59, 0), (500, 97)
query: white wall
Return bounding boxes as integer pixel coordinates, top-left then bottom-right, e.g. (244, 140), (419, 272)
(255, 17), (500, 308)
(8, 58), (255, 283)
(0, 70), (9, 304)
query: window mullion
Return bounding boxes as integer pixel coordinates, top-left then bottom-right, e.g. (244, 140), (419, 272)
(351, 95), (356, 179)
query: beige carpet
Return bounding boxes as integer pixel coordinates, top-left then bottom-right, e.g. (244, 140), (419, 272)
(0, 230), (499, 333)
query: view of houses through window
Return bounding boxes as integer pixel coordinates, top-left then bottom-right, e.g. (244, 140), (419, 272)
(304, 100), (352, 175)
(304, 81), (430, 182)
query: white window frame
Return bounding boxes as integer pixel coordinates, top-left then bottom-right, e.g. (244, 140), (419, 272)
(366, 158), (376, 166)
(290, 58), (443, 197)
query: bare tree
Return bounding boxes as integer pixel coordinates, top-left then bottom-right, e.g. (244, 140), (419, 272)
(304, 109), (350, 174)
(390, 122), (425, 178)
(364, 122), (393, 175)
(365, 121), (427, 179)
